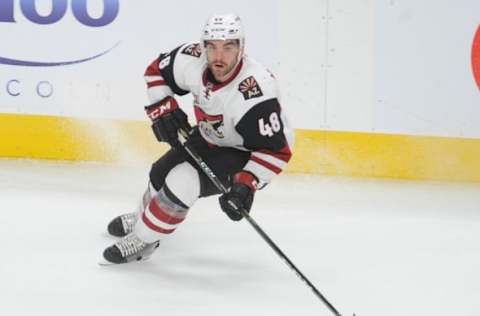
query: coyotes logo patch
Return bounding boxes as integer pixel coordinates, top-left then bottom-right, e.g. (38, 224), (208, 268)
(239, 76), (263, 100)
(194, 106), (225, 139)
(181, 43), (202, 58)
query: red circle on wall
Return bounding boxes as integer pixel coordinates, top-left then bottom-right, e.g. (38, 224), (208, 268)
(472, 25), (480, 89)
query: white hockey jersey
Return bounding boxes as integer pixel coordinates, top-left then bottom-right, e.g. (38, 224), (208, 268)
(144, 42), (294, 187)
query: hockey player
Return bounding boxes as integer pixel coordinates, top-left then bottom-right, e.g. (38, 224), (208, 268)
(102, 13), (294, 264)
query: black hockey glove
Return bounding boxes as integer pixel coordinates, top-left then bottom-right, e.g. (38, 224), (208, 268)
(145, 96), (191, 147)
(219, 171), (258, 221)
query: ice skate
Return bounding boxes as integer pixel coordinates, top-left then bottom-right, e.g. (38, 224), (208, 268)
(107, 212), (138, 237)
(101, 233), (160, 265)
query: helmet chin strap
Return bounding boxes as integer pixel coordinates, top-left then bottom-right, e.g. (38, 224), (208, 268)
(233, 48), (244, 70)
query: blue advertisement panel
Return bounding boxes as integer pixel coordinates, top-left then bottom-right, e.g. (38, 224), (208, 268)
(0, 0), (278, 119)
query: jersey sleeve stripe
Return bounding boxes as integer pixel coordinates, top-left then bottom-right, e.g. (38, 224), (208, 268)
(147, 80), (167, 88)
(250, 155), (283, 174)
(256, 145), (292, 162)
(251, 152), (288, 170)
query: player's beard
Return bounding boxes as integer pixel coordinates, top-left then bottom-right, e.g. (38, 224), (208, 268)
(208, 57), (238, 82)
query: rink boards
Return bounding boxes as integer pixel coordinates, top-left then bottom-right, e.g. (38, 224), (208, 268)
(2, 113), (479, 182)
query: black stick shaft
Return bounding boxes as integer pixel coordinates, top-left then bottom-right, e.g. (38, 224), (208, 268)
(178, 131), (344, 316)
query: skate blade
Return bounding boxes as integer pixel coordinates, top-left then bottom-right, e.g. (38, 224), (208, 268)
(98, 259), (116, 266)
(98, 254), (154, 266)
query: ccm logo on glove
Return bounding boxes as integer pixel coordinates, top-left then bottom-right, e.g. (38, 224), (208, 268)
(145, 97), (191, 147)
(146, 98), (177, 121)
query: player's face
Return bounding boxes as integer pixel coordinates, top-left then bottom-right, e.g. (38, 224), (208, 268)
(205, 40), (241, 82)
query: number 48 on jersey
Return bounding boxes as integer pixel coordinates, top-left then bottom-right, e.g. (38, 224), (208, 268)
(259, 112), (281, 137)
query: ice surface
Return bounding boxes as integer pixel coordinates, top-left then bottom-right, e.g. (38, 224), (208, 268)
(0, 159), (479, 316)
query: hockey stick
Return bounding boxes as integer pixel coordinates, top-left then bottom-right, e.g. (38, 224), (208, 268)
(178, 130), (347, 316)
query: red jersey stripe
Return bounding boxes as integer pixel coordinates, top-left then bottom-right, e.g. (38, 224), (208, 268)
(144, 58), (161, 76)
(147, 80), (167, 88)
(256, 145), (292, 163)
(250, 156), (282, 174)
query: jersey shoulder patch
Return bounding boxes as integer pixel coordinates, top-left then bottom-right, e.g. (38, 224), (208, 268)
(181, 43), (202, 58)
(238, 76), (263, 100)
